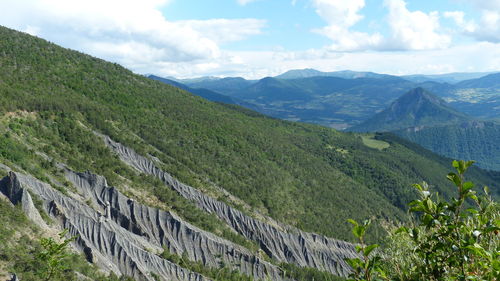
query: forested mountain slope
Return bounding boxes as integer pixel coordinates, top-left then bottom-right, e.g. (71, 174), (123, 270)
(1, 25), (499, 280)
(395, 121), (500, 171)
(350, 87), (471, 132)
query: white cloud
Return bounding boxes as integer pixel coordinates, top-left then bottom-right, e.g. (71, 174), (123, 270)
(471, 10), (500, 42)
(313, 0), (365, 27)
(446, 1), (500, 42)
(384, 0), (451, 50)
(444, 11), (476, 33)
(312, 0), (451, 51)
(237, 0), (260, 5)
(143, 41), (500, 79)
(312, 0), (384, 51)
(0, 0), (265, 70)
(469, 0), (500, 10)
(256, 42), (500, 78)
(176, 19), (266, 44)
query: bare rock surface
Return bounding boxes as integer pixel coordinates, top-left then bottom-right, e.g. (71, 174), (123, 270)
(104, 136), (358, 277)
(64, 169), (284, 280)
(0, 171), (210, 281)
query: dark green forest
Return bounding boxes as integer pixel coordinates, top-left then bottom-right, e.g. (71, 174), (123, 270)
(395, 121), (500, 171)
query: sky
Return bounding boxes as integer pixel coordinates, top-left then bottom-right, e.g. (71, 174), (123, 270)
(1, 0), (500, 79)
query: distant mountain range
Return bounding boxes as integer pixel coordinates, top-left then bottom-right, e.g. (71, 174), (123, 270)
(151, 69), (500, 170)
(148, 75), (262, 112)
(401, 72), (497, 84)
(275, 69), (393, 80)
(160, 71), (497, 129)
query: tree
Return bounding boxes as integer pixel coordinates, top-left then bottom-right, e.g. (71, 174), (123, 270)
(36, 229), (77, 281)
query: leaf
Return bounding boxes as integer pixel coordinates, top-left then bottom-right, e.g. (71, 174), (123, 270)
(413, 183), (423, 192)
(346, 258), (364, 269)
(483, 226), (500, 233)
(462, 181), (474, 193)
(465, 208), (478, 215)
(409, 200), (425, 212)
(347, 219), (358, 227)
(447, 172), (461, 187)
(483, 186), (490, 195)
(352, 225), (366, 239)
(395, 226), (409, 234)
(364, 244), (379, 257)
(465, 244), (489, 258)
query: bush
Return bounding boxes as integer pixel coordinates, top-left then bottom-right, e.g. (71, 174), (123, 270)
(347, 160), (500, 281)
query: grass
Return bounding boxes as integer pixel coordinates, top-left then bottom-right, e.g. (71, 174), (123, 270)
(360, 134), (390, 150)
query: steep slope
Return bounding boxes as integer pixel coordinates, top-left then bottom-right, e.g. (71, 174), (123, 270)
(350, 88), (471, 132)
(1, 25), (500, 279)
(394, 121), (500, 171)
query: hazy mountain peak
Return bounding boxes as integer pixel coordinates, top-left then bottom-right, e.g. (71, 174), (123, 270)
(275, 69), (324, 79)
(350, 87), (471, 132)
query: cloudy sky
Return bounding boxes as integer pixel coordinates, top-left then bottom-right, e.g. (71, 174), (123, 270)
(1, 0), (500, 78)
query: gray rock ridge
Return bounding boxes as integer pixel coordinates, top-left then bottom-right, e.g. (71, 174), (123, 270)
(103, 135), (358, 277)
(64, 169), (285, 281)
(0, 171), (210, 281)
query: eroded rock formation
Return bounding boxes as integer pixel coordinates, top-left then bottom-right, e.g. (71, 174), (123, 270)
(104, 136), (358, 277)
(1, 170), (282, 280)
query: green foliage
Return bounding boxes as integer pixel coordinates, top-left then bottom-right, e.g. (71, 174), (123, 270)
(0, 114), (258, 251)
(160, 246), (253, 281)
(345, 219), (384, 281)
(395, 121), (500, 171)
(279, 263), (345, 281)
(347, 160), (500, 280)
(36, 230), (77, 281)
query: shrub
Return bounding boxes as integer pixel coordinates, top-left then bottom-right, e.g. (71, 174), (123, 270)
(347, 160), (500, 281)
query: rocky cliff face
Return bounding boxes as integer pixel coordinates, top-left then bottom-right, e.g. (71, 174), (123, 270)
(0, 171), (210, 281)
(103, 135), (358, 277)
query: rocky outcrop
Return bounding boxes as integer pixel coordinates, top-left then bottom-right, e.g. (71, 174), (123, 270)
(0, 171), (210, 281)
(104, 136), (358, 277)
(64, 169), (284, 280)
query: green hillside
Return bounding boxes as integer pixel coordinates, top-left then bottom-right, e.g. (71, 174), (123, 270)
(0, 24), (499, 248)
(395, 121), (500, 171)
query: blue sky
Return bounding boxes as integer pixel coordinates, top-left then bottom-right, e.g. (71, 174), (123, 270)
(1, 0), (499, 78)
